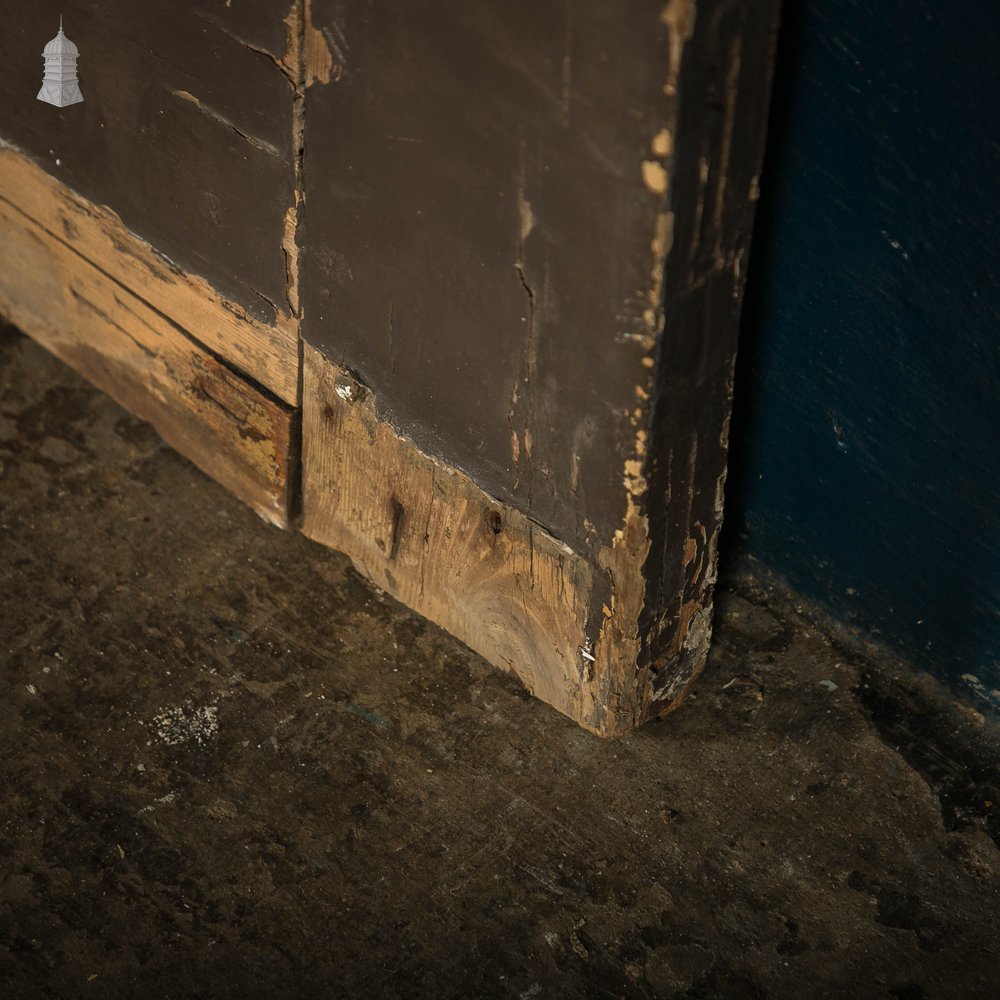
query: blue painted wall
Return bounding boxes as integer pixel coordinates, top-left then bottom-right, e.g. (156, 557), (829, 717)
(725, 0), (1000, 707)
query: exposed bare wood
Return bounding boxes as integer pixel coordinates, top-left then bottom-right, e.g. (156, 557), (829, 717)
(301, 343), (590, 722)
(0, 146), (299, 405)
(0, 0), (778, 735)
(300, 344), (698, 735)
(0, 194), (296, 527)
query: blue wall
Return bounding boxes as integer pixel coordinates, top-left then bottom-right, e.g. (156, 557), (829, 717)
(726, 0), (1000, 708)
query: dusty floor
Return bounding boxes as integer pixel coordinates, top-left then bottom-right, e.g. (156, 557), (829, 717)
(1, 322), (998, 999)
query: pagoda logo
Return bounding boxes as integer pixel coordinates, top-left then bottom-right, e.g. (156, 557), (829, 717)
(38, 17), (83, 108)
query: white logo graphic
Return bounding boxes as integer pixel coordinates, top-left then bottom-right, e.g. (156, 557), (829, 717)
(38, 17), (83, 108)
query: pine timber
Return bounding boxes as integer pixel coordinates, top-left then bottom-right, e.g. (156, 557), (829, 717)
(0, 1), (781, 733)
(0, 149), (299, 406)
(303, 341), (702, 736)
(0, 156), (297, 526)
(0, 1), (297, 328)
(300, 0), (781, 733)
(301, 344), (594, 721)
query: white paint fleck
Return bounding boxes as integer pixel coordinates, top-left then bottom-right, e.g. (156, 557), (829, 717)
(152, 704), (219, 747)
(138, 790), (178, 815)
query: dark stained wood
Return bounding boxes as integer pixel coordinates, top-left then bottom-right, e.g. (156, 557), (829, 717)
(640, 1), (781, 705)
(300, 1), (780, 731)
(302, 0), (685, 554)
(0, 0), (780, 731)
(0, 156), (298, 526)
(0, 148), (299, 405)
(0, 0), (297, 323)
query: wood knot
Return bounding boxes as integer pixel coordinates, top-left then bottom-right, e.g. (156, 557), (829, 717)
(485, 510), (503, 535)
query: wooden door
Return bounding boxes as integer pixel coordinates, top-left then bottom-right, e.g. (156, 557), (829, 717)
(0, 1), (780, 734)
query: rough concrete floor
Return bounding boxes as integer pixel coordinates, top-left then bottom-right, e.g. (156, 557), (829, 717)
(1, 323), (998, 1000)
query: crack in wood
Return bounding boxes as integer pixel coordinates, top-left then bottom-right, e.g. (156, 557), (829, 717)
(168, 89), (283, 159)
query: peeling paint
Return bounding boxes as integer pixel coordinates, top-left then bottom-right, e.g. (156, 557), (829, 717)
(280, 1), (306, 328)
(589, 489), (653, 733)
(650, 213), (674, 277)
(518, 195), (536, 243)
(660, 0), (697, 97)
(683, 537), (697, 565)
(641, 159), (668, 194)
(281, 206), (300, 316)
(682, 605), (713, 654)
(623, 458), (647, 498)
(304, 0), (338, 85)
(578, 1), (706, 735)
(510, 138), (539, 491)
(651, 128), (672, 157)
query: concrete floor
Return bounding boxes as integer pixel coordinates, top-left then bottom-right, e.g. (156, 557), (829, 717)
(1, 322), (998, 999)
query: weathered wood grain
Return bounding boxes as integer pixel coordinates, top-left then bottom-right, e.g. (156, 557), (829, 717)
(0, 192), (297, 526)
(0, 1), (297, 324)
(303, 0), (677, 555)
(301, 343), (595, 722)
(303, 344), (699, 735)
(299, 0), (780, 731)
(0, 1), (779, 733)
(0, 147), (299, 405)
